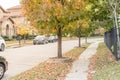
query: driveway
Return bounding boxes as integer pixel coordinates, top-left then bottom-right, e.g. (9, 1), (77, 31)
(0, 38), (103, 80)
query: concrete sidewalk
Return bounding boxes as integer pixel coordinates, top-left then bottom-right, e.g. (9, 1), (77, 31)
(65, 42), (100, 80)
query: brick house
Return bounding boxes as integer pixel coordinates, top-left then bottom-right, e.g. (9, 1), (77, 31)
(0, 5), (35, 39)
(0, 6), (15, 38)
(7, 5), (28, 26)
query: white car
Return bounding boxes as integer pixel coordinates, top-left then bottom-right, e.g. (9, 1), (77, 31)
(0, 37), (6, 51)
(33, 35), (48, 45)
(48, 36), (55, 43)
(48, 35), (58, 43)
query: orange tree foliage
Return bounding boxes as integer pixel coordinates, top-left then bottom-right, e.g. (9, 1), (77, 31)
(21, 0), (88, 58)
(17, 24), (28, 35)
(16, 24), (35, 35)
(20, 0), (88, 33)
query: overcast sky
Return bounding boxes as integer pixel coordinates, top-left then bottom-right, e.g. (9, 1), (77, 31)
(0, 0), (20, 9)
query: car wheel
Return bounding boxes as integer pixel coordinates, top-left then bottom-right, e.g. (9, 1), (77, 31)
(0, 64), (5, 79)
(43, 41), (45, 44)
(33, 42), (36, 45)
(0, 44), (5, 51)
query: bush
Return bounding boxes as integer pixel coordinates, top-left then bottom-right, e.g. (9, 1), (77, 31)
(15, 34), (35, 40)
(12, 35), (17, 40)
(26, 34), (34, 40)
(2, 36), (11, 41)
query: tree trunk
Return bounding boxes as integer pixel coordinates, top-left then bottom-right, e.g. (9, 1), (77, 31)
(57, 26), (62, 58)
(24, 34), (26, 44)
(78, 27), (81, 47)
(85, 36), (88, 43)
(18, 35), (21, 45)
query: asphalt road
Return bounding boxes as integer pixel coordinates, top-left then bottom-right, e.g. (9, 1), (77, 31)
(0, 38), (103, 80)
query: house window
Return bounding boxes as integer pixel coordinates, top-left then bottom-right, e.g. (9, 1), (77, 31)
(13, 26), (16, 34)
(6, 24), (9, 36)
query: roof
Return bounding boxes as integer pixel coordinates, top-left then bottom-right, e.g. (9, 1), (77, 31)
(0, 6), (7, 13)
(0, 16), (14, 24)
(7, 5), (22, 17)
(7, 5), (21, 11)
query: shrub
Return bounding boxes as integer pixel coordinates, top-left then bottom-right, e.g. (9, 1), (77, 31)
(2, 35), (10, 41)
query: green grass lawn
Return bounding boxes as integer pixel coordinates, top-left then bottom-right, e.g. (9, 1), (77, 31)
(89, 43), (120, 80)
(10, 43), (90, 80)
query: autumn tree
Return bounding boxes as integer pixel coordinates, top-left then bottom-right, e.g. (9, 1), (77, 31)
(66, 1), (92, 47)
(21, 0), (87, 58)
(17, 24), (35, 43)
(87, 0), (115, 30)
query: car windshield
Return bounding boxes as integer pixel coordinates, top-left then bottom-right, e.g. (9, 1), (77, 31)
(35, 36), (45, 40)
(35, 36), (40, 39)
(49, 36), (54, 39)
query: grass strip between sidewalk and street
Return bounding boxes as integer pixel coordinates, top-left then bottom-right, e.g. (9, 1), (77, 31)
(10, 43), (90, 80)
(88, 42), (120, 80)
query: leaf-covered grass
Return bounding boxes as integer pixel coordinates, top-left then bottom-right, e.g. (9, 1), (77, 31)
(6, 40), (33, 48)
(88, 42), (120, 80)
(10, 43), (90, 80)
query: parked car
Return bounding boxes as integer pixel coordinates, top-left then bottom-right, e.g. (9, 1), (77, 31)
(54, 35), (58, 41)
(48, 35), (58, 43)
(48, 36), (56, 43)
(33, 35), (48, 45)
(0, 37), (6, 51)
(0, 56), (8, 79)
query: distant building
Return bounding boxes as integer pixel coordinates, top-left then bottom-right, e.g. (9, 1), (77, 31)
(6, 5), (28, 26)
(0, 6), (15, 38)
(0, 5), (29, 39)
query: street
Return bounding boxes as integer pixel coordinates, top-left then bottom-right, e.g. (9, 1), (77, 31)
(0, 38), (103, 80)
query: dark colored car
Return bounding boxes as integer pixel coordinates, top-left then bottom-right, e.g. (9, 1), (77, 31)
(0, 56), (8, 79)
